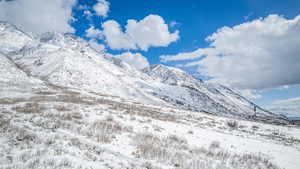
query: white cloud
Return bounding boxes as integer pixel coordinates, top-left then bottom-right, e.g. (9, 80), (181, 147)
(273, 97), (300, 105)
(93, 0), (110, 18)
(238, 89), (262, 100)
(267, 96), (300, 117)
(161, 48), (216, 62)
(161, 14), (300, 90)
(113, 52), (149, 70)
(85, 26), (103, 39)
(0, 0), (76, 34)
(102, 15), (179, 51)
(102, 20), (137, 50)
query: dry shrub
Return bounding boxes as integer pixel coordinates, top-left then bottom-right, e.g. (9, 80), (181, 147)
(13, 102), (43, 114)
(0, 98), (27, 105)
(32, 117), (61, 130)
(34, 90), (56, 95)
(226, 120), (239, 129)
(6, 125), (39, 145)
(209, 140), (220, 149)
(110, 102), (177, 122)
(42, 110), (83, 122)
(54, 105), (70, 112)
(71, 112), (83, 119)
(132, 133), (189, 164)
(0, 113), (11, 131)
(83, 118), (131, 143)
(252, 125), (259, 130)
(132, 133), (280, 169)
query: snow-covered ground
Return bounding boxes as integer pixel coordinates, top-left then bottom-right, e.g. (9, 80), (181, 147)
(0, 85), (299, 169)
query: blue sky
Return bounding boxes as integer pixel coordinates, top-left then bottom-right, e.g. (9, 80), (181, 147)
(70, 0), (300, 112)
(72, 0), (300, 62)
(1, 0), (299, 115)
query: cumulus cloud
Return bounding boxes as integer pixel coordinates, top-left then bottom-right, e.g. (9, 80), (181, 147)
(85, 26), (103, 39)
(93, 0), (110, 18)
(113, 52), (150, 70)
(102, 20), (137, 50)
(237, 89), (262, 100)
(102, 15), (179, 51)
(161, 14), (300, 90)
(161, 48), (216, 62)
(0, 0), (76, 34)
(267, 96), (300, 117)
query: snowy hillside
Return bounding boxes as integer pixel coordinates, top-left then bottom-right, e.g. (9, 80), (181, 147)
(0, 22), (288, 123)
(0, 22), (33, 55)
(0, 52), (45, 99)
(0, 79), (300, 169)
(145, 64), (287, 123)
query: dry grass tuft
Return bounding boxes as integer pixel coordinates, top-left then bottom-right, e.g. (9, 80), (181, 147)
(82, 117), (131, 143)
(226, 120), (239, 129)
(132, 133), (280, 169)
(13, 102), (43, 114)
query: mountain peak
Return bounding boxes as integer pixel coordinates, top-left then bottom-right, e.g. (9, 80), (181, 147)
(150, 64), (187, 74)
(145, 64), (204, 86)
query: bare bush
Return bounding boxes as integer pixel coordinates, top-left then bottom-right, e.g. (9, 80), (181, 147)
(54, 105), (70, 112)
(0, 97), (26, 105)
(0, 114), (11, 132)
(226, 120), (239, 129)
(132, 133), (280, 169)
(83, 118), (131, 143)
(252, 125), (259, 130)
(5, 125), (39, 145)
(209, 140), (220, 149)
(132, 133), (189, 165)
(13, 102), (43, 114)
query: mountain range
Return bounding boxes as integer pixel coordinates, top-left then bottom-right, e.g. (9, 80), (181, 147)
(0, 21), (288, 124)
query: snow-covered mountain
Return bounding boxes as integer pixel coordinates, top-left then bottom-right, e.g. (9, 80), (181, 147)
(144, 64), (287, 123)
(0, 50), (44, 99)
(0, 21), (288, 123)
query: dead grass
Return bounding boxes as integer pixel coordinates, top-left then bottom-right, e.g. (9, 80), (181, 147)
(0, 98), (27, 105)
(34, 90), (56, 95)
(13, 102), (43, 114)
(82, 117), (132, 143)
(132, 133), (280, 169)
(0, 113), (11, 132)
(226, 120), (239, 129)
(53, 105), (70, 112)
(120, 105), (176, 122)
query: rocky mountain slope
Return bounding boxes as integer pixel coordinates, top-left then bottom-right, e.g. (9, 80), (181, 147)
(0, 21), (287, 123)
(144, 64), (287, 123)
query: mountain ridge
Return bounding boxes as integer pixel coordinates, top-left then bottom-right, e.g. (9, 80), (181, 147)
(0, 21), (289, 124)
